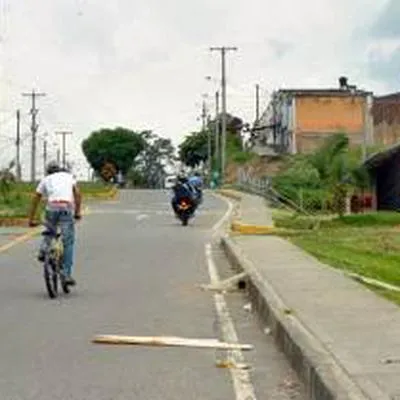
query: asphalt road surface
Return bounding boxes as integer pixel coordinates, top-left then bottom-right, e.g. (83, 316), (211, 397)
(0, 190), (305, 400)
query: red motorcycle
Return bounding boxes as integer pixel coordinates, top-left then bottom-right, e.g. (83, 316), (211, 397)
(176, 196), (196, 226)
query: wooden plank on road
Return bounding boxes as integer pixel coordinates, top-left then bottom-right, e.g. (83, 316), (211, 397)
(92, 334), (254, 351)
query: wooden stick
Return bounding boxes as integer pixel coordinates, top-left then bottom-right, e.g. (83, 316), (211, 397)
(198, 272), (248, 292)
(346, 272), (400, 293)
(92, 335), (254, 351)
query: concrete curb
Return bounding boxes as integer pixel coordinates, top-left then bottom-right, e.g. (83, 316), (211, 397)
(220, 235), (387, 400)
(217, 189), (276, 235)
(216, 189), (243, 201)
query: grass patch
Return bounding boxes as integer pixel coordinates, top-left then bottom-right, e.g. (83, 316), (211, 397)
(326, 212), (400, 227)
(273, 210), (400, 231)
(0, 182), (116, 218)
(272, 210), (400, 306)
(281, 226), (400, 306)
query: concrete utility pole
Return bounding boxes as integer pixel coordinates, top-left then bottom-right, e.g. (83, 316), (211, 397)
(255, 84), (260, 123)
(210, 46), (237, 183)
(56, 131), (72, 169)
(15, 109), (21, 180)
(214, 91), (220, 169)
(201, 99), (207, 132)
(43, 136), (48, 176)
(22, 89), (46, 182)
(207, 114), (212, 181)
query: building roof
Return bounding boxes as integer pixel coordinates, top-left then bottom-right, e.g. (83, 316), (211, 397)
(372, 92), (400, 124)
(277, 88), (372, 97)
(374, 92), (400, 101)
(363, 142), (400, 169)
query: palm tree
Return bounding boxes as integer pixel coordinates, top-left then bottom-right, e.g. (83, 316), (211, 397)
(310, 133), (370, 215)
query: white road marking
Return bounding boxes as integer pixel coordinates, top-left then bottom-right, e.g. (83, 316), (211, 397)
(211, 193), (234, 237)
(136, 214), (149, 221)
(206, 195), (256, 400)
(205, 244), (257, 400)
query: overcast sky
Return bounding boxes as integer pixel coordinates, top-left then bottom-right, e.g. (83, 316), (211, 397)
(0, 0), (398, 178)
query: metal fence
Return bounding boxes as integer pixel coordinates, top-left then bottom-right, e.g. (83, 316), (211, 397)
(235, 167), (314, 216)
(236, 168), (271, 196)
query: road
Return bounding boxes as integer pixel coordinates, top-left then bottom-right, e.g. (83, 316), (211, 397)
(0, 190), (305, 399)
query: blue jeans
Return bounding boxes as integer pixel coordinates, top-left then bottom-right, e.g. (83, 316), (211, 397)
(40, 206), (75, 277)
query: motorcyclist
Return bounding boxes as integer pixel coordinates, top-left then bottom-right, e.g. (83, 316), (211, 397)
(188, 171), (203, 205)
(171, 173), (197, 216)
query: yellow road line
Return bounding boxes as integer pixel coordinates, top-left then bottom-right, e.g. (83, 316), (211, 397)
(0, 227), (42, 254)
(0, 205), (91, 255)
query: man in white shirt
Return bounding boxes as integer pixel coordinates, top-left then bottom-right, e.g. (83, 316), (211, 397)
(28, 161), (82, 286)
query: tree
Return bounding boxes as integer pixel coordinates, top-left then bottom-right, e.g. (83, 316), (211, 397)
(129, 131), (176, 188)
(0, 160), (16, 203)
(179, 113), (245, 168)
(81, 127), (145, 180)
(272, 133), (371, 214)
(179, 130), (209, 168)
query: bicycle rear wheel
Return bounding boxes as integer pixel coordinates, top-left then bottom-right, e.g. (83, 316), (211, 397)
(60, 273), (70, 294)
(44, 258), (58, 299)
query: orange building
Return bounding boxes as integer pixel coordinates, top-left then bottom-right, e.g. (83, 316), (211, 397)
(254, 79), (374, 154)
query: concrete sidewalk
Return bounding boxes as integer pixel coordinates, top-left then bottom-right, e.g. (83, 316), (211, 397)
(219, 192), (400, 400)
(218, 189), (274, 234)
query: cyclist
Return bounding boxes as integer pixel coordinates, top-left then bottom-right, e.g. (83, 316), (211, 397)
(28, 161), (82, 286)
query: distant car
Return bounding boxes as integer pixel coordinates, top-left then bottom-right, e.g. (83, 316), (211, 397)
(164, 175), (176, 189)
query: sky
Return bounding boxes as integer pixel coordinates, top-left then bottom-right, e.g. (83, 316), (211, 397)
(0, 0), (398, 179)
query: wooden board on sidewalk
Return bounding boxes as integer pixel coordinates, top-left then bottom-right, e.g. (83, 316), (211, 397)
(92, 334), (253, 351)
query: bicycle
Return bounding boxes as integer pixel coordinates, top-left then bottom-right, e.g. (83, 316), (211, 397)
(40, 223), (71, 299)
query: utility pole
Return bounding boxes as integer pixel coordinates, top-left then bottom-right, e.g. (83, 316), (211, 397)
(214, 91), (220, 171)
(43, 137), (48, 176)
(16, 109), (21, 180)
(210, 46), (238, 184)
(22, 89), (46, 182)
(255, 84), (260, 123)
(56, 131), (72, 169)
(201, 99), (207, 131)
(207, 114), (212, 182)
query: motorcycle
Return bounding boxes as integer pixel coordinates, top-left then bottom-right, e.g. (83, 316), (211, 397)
(175, 195), (196, 226)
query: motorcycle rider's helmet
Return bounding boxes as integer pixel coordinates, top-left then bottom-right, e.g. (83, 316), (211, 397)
(177, 172), (188, 183)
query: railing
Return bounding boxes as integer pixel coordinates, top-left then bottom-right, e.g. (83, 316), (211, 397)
(235, 168), (314, 216)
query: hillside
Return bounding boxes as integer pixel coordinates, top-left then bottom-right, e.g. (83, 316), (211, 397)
(225, 154), (286, 184)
